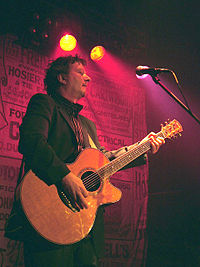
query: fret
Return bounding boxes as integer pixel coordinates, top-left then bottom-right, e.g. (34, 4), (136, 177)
(96, 119), (183, 181)
(97, 139), (152, 179)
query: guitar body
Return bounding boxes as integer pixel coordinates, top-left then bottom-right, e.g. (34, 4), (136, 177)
(19, 148), (122, 245)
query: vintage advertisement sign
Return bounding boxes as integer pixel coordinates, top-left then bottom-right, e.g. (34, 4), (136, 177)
(0, 35), (48, 267)
(80, 69), (148, 266)
(0, 34), (148, 267)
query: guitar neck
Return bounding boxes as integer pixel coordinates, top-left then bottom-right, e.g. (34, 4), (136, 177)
(97, 131), (164, 179)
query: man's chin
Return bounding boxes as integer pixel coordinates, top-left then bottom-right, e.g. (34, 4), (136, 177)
(81, 90), (86, 97)
(76, 91), (85, 101)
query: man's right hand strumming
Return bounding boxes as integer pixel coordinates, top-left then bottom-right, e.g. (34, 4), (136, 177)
(61, 172), (89, 211)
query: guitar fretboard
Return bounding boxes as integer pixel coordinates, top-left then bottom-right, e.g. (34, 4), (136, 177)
(97, 131), (164, 179)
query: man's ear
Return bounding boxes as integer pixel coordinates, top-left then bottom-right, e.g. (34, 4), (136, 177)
(57, 74), (67, 85)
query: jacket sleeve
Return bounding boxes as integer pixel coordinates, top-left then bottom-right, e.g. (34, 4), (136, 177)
(18, 94), (70, 185)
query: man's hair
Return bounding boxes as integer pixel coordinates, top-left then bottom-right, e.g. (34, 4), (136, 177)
(44, 55), (86, 95)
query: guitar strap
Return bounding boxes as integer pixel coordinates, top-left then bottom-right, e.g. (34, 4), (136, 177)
(88, 134), (97, 149)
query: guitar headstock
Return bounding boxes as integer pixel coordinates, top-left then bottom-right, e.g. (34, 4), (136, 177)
(161, 119), (183, 139)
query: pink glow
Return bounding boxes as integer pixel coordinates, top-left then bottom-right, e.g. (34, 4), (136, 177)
(90, 50), (138, 87)
(137, 73), (185, 119)
(51, 47), (140, 98)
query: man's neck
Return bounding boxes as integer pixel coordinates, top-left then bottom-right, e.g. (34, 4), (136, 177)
(59, 93), (75, 103)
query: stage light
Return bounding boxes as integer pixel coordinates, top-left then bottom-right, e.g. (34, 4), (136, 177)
(90, 46), (105, 61)
(60, 34), (77, 51)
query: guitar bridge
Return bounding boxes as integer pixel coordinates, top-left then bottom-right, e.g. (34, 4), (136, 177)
(58, 190), (78, 213)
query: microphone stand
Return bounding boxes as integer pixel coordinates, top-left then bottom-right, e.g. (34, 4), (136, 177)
(150, 74), (200, 125)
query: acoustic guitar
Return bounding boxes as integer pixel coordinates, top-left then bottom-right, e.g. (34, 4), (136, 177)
(19, 119), (183, 245)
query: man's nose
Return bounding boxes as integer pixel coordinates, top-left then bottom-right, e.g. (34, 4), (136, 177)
(84, 74), (91, 82)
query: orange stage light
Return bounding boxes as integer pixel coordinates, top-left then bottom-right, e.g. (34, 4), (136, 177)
(60, 34), (77, 51)
(90, 46), (105, 61)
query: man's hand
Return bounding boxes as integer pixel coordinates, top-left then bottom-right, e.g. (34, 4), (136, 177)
(61, 172), (88, 211)
(141, 132), (165, 154)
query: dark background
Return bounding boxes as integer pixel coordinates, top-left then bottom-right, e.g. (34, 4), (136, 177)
(1, 0), (200, 265)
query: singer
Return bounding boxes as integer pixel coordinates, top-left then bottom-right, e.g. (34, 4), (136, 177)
(5, 55), (164, 267)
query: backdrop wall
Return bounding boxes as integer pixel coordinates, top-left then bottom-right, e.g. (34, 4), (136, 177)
(0, 34), (148, 267)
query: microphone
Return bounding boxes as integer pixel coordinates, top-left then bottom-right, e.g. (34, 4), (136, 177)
(136, 65), (170, 76)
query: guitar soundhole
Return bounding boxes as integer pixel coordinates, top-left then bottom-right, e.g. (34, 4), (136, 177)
(81, 171), (101, 192)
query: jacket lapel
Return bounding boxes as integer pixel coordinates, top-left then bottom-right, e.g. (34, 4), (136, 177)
(56, 105), (78, 141)
(79, 116), (90, 148)
(56, 104), (90, 149)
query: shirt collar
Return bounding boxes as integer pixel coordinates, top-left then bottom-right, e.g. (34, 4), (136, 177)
(52, 93), (83, 117)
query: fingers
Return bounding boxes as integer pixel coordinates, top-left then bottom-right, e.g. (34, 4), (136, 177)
(68, 191), (88, 211)
(148, 132), (165, 154)
(62, 173), (89, 211)
(67, 192), (81, 212)
(77, 189), (89, 209)
(75, 181), (88, 210)
(80, 184), (88, 198)
(70, 187), (89, 211)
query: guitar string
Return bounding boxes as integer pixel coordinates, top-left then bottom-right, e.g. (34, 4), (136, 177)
(82, 141), (152, 190)
(83, 130), (168, 190)
(82, 130), (175, 190)
(83, 141), (152, 190)
(84, 141), (152, 190)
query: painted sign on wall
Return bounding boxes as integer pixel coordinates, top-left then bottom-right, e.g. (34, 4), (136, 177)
(0, 34), (148, 267)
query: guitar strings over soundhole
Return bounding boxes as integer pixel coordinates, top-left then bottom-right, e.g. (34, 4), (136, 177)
(81, 171), (101, 192)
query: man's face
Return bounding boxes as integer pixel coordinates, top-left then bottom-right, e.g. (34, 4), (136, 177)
(63, 62), (91, 102)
